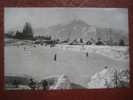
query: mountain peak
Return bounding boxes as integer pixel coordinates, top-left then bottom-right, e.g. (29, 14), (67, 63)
(68, 19), (89, 27)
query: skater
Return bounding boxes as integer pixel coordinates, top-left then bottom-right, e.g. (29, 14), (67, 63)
(24, 47), (26, 51)
(86, 52), (88, 57)
(104, 66), (108, 69)
(33, 45), (36, 48)
(54, 54), (57, 61)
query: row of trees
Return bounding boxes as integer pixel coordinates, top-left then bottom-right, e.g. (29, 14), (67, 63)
(14, 22), (34, 40)
(6, 22), (52, 41)
(69, 38), (126, 46)
(34, 35), (52, 41)
(5, 22), (34, 40)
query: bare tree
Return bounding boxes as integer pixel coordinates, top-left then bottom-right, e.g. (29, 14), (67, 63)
(23, 22), (34, 39)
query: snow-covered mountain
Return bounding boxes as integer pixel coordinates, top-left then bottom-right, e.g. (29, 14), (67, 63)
(47, 19), (96, 41)
(5, 19), (128, 45)
(34, 19), (128, 44)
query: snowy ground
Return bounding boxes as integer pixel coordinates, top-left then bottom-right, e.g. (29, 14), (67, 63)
(4, 43), (129, 87)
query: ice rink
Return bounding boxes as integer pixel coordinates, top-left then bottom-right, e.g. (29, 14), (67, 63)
(5, 45), (129, 86)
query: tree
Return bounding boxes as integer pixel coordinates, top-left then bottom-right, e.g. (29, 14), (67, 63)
(42, 80), (48, 90)
(28, 78), (36, 90)
(86, 40), (92, 45)
(22, 22), (34, 39)
(119, 39), (125, 46)
(96, 38), (104, 45)
(14, 30), (23, 39)
(12, 79), (20, 88)
(80, 38), (83, 43)
(14, 22), (34, 40)
(104, 69), (129, 88)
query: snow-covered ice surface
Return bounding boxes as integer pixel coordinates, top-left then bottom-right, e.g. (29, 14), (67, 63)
(5, 43), (129, 88)
(56, 44), (129, 61)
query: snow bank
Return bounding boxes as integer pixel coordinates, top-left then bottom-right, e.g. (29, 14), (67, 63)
(87, 67), (116, 88)
(50, 74), (71, 89)
(87, 67), (129, 88)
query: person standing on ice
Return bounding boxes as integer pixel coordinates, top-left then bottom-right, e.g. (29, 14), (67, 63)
(24, 46), (26, 51)
(104, 66), (108, 69)
(86, 52), (88, 57)
(54, 54), (57, 61)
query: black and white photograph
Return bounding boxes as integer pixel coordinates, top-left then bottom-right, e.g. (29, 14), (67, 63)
(4, 8), (129, 90)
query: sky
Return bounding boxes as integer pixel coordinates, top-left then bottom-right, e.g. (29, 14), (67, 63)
(4, 8), (128, 33)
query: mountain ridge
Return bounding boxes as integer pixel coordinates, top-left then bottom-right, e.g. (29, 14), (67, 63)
(44, 19), (128, 44)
